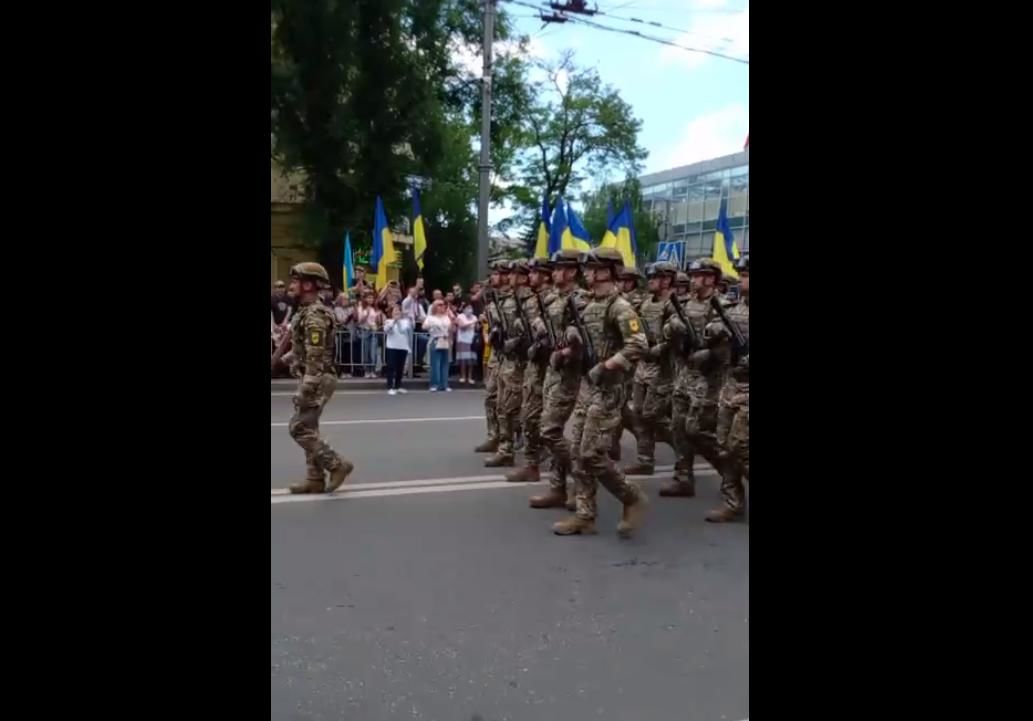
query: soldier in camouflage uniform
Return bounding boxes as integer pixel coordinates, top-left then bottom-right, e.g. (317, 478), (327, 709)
(613, 266), (645, 461)
(553, 248), (649, 538)
(528, 250), (586, 509)
(708, 255), (749, 522)
(485, 260), (531, 467)
(660, 259), (724, 496)
(475, 262), (508, 453)
(623, 261), (678, 476)
(505, 258), (553, 482)
(285, 263), (355, 494)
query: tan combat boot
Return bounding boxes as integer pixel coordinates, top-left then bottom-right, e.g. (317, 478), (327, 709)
(659, 479), (695, 497)
(552, 515), (598, 535)
(623, 462), (654, 476)
(484, 454), (515, 467)
(505, 464), (540, 483)
(616, 486), (647, 539)
(705, 506), (745, 523)
(289, 479), (326, 494)
(474, 438), (498, 453)
(325, 458), (355, 493)
(529, 488), (566, 508)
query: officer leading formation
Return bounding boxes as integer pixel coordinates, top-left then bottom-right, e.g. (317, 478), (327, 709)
(475, 250), (749, 538)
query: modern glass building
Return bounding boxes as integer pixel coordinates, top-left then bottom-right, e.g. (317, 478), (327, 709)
(639, 150), (749, 265)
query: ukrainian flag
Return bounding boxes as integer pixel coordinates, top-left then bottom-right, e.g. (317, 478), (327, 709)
(534, 192), (551, 259)
(564, 203), (593, 252)
(371, 195), (397, 290)
(548, 196), (568, 257)
(599, 202), (637, 269)
(712, 198), (741, 280)
(343, 230), (354, 290)
(412, 188), (427, 271)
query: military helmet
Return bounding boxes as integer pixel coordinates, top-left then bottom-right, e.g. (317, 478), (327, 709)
(550, 249), (582, 267)
(675, 271), (690, 286)
(509, 259), (531, 275)
(527, 257), (554, 273)
(580, 247), (625, 268)
(290, 262), (331, 288)
(687, 258), (722, 277)
(735, 254), (749, 273)
(645, 261), (678, 278)
(617, 266), (644, 281)
(493, 259), (513, 274)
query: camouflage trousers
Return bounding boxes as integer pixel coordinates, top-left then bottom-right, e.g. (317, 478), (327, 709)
(715, 379), (749, 512)
(496, 356), (526, 459)
(617, 374), (636, 454)
(540, 365), (581, 492)
(630, 373), (674, 467)
(670, 391), (695, 482)
(289, 374), (346, 481)
(483, 354), (500, 442)
(573, 380), (642, 521)
(520, 360), (548, 465)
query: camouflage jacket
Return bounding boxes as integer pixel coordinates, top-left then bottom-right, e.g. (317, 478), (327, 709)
(583, 289), (647, 384)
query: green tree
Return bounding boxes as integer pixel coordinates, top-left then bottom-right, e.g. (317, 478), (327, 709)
(506, 50), (648, 249)
(271, 0), (532, 289)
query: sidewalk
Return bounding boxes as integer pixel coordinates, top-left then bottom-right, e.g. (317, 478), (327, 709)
(272, 375), (485, 391)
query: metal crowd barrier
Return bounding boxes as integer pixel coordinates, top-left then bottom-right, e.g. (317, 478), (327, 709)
(334, 328), (445, 378)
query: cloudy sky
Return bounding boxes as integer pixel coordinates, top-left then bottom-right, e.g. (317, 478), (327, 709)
(506, 0), (748, 175)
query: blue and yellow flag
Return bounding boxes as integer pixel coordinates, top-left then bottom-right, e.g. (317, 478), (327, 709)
(564, 203), (593, 252)
(599, 202), (637, 269)
(548, 196), (568, 257)
(343, 231), (354, 291)
(371, 195), (397, 290)
(534, 192), (551, 259)
(712, 198), (741, 280)
(412, 188), (427, 271)
(606, 199), (616, 227)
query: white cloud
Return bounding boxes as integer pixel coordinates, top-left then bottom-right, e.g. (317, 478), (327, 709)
(652, 103), (748, 171)
(657, 2), (749, 72)
(450, 36), (549, 79)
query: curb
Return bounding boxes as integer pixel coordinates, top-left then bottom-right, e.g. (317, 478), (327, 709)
(272, 378), (485, 392)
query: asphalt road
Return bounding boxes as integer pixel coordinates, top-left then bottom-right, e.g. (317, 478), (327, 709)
(271, 387), (749, 721)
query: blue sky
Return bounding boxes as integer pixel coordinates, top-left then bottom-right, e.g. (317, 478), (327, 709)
(506, 0), (748, 177)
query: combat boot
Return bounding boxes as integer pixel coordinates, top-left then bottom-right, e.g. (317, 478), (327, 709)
(505, 464), (540, 482)
(705, 506), (745, 523)
(659, 478), (695, 497)
(616, 486), (647, 539)
(552, 515), (598, 535)
(325, 458), (355, 493)
(289, 479), (325, 494)
(528, 488), (566, 508)
(623, 462), (655, 476)
(474, 438), (498, 453)
(484, 453), (515, 468)
(565, 483), (576, 511)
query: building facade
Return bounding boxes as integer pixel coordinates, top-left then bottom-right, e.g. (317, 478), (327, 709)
(639, 150), (749, 265)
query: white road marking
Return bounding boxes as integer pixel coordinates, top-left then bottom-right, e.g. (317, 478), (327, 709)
(270, 415), (485, 427)
(271, 464), (720, 504)
(270, 389), (481, 397)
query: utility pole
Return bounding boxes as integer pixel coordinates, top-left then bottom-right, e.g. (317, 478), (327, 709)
(476, 0), (495, 280)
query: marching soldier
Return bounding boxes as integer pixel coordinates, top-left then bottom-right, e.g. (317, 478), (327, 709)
(286, 263), (354, 494)
(529, 250), (585, 509)
(475, 262), (508, 453)
(485, 260), (531, 468)
(660, 259), (723, 497)
(553, 248), (649, 539)
(623, 261), (678, 476)
(614, 265), (645, 461)
(709, 255), (749, 522)
(506, 258), (553, 483)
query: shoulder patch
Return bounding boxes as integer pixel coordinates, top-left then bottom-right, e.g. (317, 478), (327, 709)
(627, 317), (640, 333)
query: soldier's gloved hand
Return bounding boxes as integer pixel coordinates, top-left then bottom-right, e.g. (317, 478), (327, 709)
(503, 337), (521, 354)
(648, 343), (664, 360)
(289, 362), (302, 379)
(549, 349), (565, 370)
(587, 362), (617, 386)
(527, 342), (539, 362)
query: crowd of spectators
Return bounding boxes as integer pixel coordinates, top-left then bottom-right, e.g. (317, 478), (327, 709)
(270, 265), (487, 393)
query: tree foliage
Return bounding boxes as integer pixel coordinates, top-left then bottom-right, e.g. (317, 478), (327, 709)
(578, 177), (661, 264)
